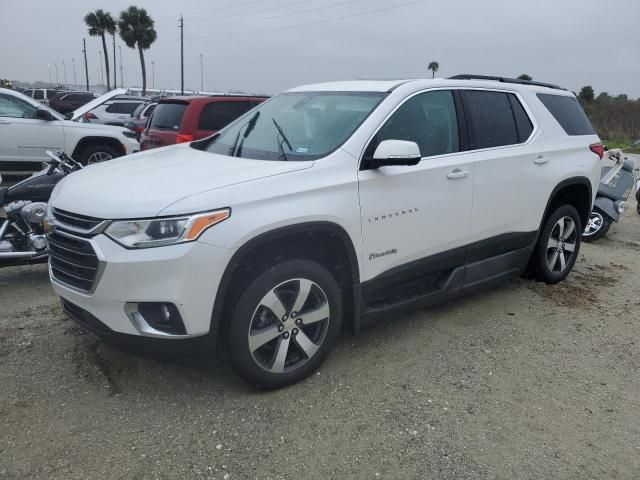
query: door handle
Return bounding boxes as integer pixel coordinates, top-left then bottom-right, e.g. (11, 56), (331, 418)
(447, 169), (471, 179)
(534, 155), (549, 165)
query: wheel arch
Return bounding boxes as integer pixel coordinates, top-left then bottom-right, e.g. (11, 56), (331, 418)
(210, 221), (361, 348)
(540, 176), (593, 230)
(71, 136), (125, 160)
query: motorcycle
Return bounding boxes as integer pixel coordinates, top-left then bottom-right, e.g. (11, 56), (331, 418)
(583, 146), (637, 241)
(0, 151), (83, 267)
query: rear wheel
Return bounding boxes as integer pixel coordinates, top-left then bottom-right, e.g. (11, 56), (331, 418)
(78, 145), (120, 165)
(582, 208), (611, 242)
(530, 204), (581, 284)
(227, 259), (342, 389)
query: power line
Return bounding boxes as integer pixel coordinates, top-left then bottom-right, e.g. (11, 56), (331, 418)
(196, 0), (311, 21)
(195, 0), (428, 37)
(154, 0), (269, 25)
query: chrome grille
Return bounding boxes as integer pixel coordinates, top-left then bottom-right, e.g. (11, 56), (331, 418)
(52, 208), (104, 232)
(47, 231), (100, 293)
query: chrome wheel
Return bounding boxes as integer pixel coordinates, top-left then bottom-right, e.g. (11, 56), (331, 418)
(583, 211), (603, 237)
(87, 151), (113, 164)
(546, 216), (577, 273)
(248, 278), (330, 374)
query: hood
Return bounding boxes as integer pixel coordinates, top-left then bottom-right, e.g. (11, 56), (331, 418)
(50, 144), (313, 219)
(70, 88), (126, 120)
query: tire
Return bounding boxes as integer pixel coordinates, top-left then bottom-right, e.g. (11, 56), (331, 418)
(227, 259), (343, 389)
(529, 204), (582, 284)
(582, 208), (611, 242)
(78, 145), (120, 165)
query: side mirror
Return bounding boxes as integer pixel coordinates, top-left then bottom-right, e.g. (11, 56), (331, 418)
(367, 139), (422, 169)
(36, 109), (56, 121)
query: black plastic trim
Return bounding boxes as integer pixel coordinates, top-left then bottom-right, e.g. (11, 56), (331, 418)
(449, 74), (565, 91)
(541, 177), (593, 229)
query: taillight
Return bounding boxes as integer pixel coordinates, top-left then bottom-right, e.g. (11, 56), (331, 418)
(589, 143), (604, 159)
(83, 112), (97, 120)
(176, 134), (194, 144)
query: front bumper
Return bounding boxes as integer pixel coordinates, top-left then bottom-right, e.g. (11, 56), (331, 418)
(50, 232), (234, 338)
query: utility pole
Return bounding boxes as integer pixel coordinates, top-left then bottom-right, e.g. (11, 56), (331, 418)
(112, 35), (117, 89)
(151, 61), (155, 89)
(72, 58), (77, 87)
(118, 46), (124, 87)
(47, 64), (52, 85)
(62, 60), (68, 84)
(179, 14), (184, 95)
(54, 63), (59, 85)
(83, 39), (89, 91)
(200, 53), (203, 91)
(98, 51), (104, 86)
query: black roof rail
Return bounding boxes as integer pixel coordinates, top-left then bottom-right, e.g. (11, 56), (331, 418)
(449, 74), (565, 91)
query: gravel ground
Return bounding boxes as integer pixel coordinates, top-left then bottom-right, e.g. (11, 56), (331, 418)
(1, 201), (639, 479)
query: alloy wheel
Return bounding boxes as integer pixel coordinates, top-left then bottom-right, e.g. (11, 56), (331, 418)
(583, 212), (603, 237)
(87, 151), (113, 164)
(248, 278), (330, 374)
(546, 216), (577, 273)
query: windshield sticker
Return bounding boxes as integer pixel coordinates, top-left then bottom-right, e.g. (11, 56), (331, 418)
(295, 147), (309, 154)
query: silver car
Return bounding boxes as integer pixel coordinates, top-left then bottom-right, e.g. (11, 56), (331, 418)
(82, 95), (148, 126)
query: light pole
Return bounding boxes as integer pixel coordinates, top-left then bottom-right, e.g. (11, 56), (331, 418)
(47, 64), (52, 85)
(118, 46), (123, 87)
(72, 58), (77, 88)
(54, 63), (59, 84)
(151, 61), (155, 89)
(200, 53), (204, 92)
(98, 51), (104, 85)
(62, 60), (68, 84)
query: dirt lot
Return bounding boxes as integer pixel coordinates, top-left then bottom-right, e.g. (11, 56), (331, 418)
(1, 204), (639, 479)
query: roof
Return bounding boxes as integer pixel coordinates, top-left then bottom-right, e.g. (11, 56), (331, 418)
(158, 95), (267, 104)
(288, 80), (409, 93)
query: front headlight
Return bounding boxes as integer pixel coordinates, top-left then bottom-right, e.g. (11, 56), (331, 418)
(105, 209), (230, 248)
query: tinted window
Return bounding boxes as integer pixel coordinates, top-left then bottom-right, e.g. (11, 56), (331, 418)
(537, 93), (595, 136)
(198, 101), (255, 131)
(105, 102), (141, 114)
(370, 90), (459, 158)
(33, 90), (44, 100)
(46, 90), (59, 99)
(149, 103), (187, 130)
(143, 103), (156, 117)
(0, 94), (37, 118)
(508, 94), (534, 142)
(66, 93), (93, 102)
(462, 91), (518, 149)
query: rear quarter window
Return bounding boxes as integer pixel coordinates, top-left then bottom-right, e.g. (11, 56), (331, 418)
(149, 103), (187, 130)
(198, 101), (256, 131)
(537, 94), (595, 136)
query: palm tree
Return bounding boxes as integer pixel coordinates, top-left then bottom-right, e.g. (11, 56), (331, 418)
(118, 6), (157, 96)
(428, 61), (439, 79)
(85, 10), (116, 90)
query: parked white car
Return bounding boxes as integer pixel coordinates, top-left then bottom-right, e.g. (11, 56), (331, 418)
(81, 94), (149, 126)
(47, 76), (602, 388)
(0, 88), (138, 168)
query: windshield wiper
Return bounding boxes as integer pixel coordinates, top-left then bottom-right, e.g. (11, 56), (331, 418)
(272, 118), (293, 161)
(229, 111), (260, 157)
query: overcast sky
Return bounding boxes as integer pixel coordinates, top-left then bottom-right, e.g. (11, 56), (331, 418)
(2, 0), (639, 97)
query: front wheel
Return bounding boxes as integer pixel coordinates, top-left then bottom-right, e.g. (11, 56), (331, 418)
(529, 204), (582, 284)
(227, 259), (343, 389)
(78, 145), (120, 165)
(582, 208), (611, 242)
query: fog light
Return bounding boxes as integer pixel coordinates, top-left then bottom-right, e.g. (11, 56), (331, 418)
(617, 202), (627, 214)
(127, 302), (187, 336)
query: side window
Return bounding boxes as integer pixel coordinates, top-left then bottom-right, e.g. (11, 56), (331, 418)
(106, 102), (140, 114)
(508, 94), (534, 142)
(537, 93), (595, 136)
(198, 101), (255, 131)
(33, 90), (44, 100)
(143, 103), (156, 117)
(367, 90), (459, 159)
(0, 94), (37, 119)
(46, 90), (59, 99)
(461, 90), (518, 149)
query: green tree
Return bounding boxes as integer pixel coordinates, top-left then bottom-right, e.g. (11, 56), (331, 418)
(578, 85), (595, 102)
(427, 61), (439, 79)
(85, 9), (116, 91)
(517, 74), (532, 81)
(118, 6), (157, 95)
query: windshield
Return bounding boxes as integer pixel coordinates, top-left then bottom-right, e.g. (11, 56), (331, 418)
(199, 91), (386, 161)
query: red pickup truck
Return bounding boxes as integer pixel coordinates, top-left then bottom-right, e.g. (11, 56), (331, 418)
(140, 95), (267, 151)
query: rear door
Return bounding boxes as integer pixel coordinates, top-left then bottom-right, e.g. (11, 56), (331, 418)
(194, 99), (259, 140)
(357, 89), (475, 293)
(462, 89), (544, 254)
(0, 93), (64, 163)
(140, 101), (188, 150)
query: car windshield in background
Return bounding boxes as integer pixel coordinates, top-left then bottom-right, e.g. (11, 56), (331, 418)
(200, 91), (386, 161)
(149, 102), (187, 130)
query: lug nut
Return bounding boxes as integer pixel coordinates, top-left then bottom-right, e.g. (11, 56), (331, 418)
(278, 325), (284, 332)
(283, 332), (290, 339)
(291, 311), (297, 318)
(292, 328), (299, 335)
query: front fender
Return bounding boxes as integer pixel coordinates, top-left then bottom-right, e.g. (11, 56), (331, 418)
(594, 197), (619, 222)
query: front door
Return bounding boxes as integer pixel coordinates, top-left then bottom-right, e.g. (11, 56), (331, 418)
(357, 90), (474, 290)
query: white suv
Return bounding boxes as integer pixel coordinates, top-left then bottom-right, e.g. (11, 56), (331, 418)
(0, 88), (138, 169)
(47, 76), (602, 388)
